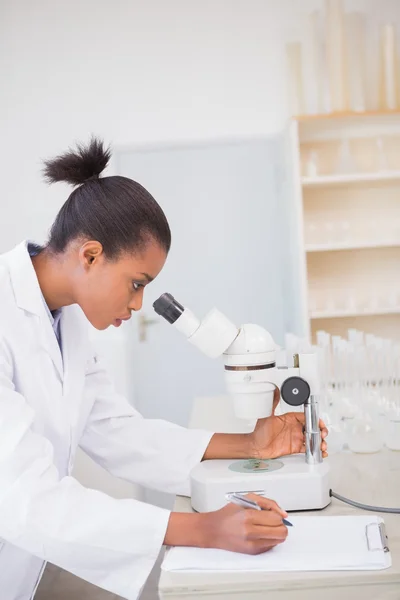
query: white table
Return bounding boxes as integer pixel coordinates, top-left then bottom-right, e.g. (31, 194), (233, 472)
(159, 397), (400, 600)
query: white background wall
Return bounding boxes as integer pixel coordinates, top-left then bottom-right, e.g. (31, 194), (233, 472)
(1, 0), (399, 497)
(2, 0), (399, 254)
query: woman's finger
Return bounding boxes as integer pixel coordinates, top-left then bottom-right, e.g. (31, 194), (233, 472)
(272, 387), (281, 414)
(302, 422), (329, 441)
(250, 509), (285, 528)
(245, 494), (288, 518)
(293, 415), (328, 438)
(319, 419), (328, 439)
(250, 524), (288, 541)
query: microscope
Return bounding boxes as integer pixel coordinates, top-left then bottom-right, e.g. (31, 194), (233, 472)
(153, 293), (331, 513)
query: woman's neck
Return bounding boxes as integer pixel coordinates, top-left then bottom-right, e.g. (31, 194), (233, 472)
(31, 248), (76, 311)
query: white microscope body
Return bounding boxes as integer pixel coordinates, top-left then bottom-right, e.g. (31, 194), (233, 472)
(153, 294), (331, 513)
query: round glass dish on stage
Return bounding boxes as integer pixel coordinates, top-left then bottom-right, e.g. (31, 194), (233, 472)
(228, 459), (284, 473)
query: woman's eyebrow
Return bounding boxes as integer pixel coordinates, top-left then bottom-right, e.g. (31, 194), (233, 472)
(137, 272), (154, 283)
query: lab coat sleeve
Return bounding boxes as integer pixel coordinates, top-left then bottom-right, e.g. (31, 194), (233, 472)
(79, 352), (214, 496)
(0, 342), (171, 600)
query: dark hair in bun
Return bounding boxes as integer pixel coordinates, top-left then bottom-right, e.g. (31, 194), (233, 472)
(43, 137), (171, 258)
(43, 137), (111, 186)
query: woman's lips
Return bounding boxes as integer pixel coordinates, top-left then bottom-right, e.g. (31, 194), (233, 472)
(114, 315), (131, 327)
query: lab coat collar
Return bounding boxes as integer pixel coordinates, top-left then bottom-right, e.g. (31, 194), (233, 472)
(6, 241), (47, 317)
(6, 241), (64, 380)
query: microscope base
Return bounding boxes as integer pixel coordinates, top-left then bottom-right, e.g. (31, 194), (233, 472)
(190, 455), (331, 513)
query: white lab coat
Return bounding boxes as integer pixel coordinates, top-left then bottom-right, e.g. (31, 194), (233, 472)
(0, 242), (213, 600)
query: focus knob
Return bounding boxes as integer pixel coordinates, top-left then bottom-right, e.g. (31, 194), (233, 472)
(280, 376), (310, 406)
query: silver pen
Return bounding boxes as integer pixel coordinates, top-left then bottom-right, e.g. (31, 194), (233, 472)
(226, 492), (293, 526)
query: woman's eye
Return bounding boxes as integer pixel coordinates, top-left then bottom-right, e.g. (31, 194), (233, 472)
(133, 282), (143, 292)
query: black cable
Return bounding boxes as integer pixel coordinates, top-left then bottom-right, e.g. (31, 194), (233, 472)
(330, 489), (400, 514)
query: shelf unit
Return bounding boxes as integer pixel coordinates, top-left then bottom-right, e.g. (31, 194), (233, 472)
(306, 240), (400, 253)
(311, 307), (400, 320)
(302, 170), (400, 187)
(289, 111), (400, 342)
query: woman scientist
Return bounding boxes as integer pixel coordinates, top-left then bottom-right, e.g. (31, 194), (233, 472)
(0, 138), (328, 600)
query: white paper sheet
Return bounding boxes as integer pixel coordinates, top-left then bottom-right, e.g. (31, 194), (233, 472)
(162, 515), (391, 573)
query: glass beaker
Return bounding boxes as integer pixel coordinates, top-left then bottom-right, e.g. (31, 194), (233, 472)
(347, 413), (384, 453)
(386, 405), (400, 450)
(386, 419), (400, 451)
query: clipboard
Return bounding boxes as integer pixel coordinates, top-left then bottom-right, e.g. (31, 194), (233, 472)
(162, 515), (392, 573)
(366, 520), (390, 553)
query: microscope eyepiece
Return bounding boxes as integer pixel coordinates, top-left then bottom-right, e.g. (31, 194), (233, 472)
(153, 293), (185, 324)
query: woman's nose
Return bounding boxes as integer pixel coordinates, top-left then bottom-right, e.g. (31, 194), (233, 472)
(129, 292), (144, 312)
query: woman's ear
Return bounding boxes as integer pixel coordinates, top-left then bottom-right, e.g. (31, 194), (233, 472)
(79, 241), (104, 269)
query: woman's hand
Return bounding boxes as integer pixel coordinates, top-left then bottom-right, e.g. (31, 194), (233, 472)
(249, 388), (328, 460)
(165, 494), (288, 554)
(203, 494), (288, 554)
(203, 388), (328, 461)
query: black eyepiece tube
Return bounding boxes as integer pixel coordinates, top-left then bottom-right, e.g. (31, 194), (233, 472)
(153, 293), (185, 324)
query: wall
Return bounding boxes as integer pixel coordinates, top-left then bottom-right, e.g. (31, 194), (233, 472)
(2, 0), (399, 252)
